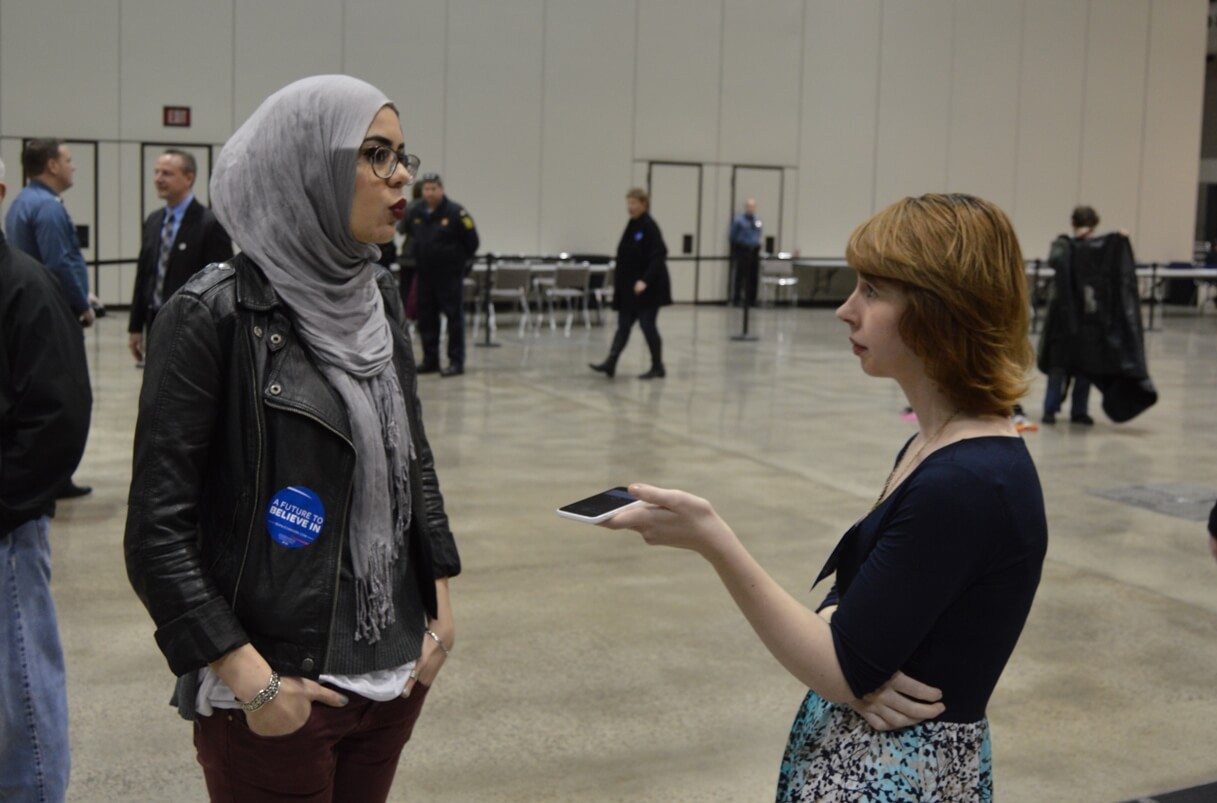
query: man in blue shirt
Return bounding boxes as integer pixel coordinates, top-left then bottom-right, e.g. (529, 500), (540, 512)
(729, 198), (762, 306)
(4, 139), (94, 498)
(5, 139), (93, 328)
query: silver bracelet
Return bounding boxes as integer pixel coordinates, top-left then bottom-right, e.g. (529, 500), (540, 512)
(238, 671), (281, 713)
(424, 628), (450, 656)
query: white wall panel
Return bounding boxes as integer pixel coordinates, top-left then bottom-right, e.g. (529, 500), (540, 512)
(1077, 0), (1149, 240)
(631, 160), (648, 191)
(1012, 0), (1088, 257)
(96, 143), (121, 261)
(701, 162), (727, 302)
(649, 162), (700, 301)
(232, 0), (342, 125)
(946, 1), (1022, 213)
(343, 0), (447, 176)
(634, 0), (722, 162)
(539, 0), (636, 254)
(781, 166), (796, 254)
(798, 0), (881, 257)
(0, 0), (1207, 270)
(119, 0), (233, 143)
(872, 0), (953, 208)
(1137, 0), (1206, 262)
(718, 0), (802, 166)
(445, 0), (543, 254)
(96, 143), (125, 305)
(710, 162), (732, 260)
(117, 142), (143, 285)
(0, 0), (120, 139)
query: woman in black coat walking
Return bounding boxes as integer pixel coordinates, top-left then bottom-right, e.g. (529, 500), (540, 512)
(590, 188), (673, 379)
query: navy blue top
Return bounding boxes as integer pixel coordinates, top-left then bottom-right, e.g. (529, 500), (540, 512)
(814, 436), (1047, 723)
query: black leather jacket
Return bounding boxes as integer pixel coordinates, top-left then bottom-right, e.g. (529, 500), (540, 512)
(125, 254), (460, 678)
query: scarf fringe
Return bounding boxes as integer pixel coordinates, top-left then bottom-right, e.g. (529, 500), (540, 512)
(354, 370), (416, 644)
(355, 544), (395, 643)
(375, 371), (414, 552)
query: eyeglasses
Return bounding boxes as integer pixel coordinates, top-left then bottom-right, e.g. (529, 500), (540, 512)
(362, 145), (421, 182)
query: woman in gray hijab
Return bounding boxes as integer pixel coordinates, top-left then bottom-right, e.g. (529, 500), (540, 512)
(125, 75), (460, 802)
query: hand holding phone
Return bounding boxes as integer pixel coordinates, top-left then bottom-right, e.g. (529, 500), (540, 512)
(556, 486), (645, 524)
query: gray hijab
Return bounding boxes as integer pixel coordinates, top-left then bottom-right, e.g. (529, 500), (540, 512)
(211, 75), (413, 643)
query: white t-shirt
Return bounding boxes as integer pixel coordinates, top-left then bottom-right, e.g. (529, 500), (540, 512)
(195, 660), (417, 716)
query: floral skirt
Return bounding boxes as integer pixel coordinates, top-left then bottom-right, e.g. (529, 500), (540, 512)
(776, 690), (992, 802)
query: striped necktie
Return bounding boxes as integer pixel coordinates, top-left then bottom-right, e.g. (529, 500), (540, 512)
(150, 210), (176, 309)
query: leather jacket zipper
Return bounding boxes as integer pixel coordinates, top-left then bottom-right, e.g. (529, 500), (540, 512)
(230, 333), (265, 614)
(323, 479), (355, 673)
(263, 397), (355, 674)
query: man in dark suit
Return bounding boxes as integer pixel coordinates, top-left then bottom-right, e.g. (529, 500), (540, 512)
(127, 149), (232, 363)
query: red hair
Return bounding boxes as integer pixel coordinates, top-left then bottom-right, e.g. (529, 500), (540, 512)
(845, 194), (1033, 416)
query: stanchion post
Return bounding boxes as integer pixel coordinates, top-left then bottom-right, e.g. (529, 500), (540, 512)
(476, 252), (501, 348)
(731, 254), (758, 342)
(1146, 262), (1159, 331)
(1029, 259), (1042, 334)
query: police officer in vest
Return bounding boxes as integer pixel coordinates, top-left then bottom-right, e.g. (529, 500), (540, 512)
(402, 173), (479, 377)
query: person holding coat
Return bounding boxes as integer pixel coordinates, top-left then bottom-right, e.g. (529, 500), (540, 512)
(589, 187), (672, 379)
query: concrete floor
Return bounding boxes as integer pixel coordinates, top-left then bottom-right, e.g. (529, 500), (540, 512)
(53, 302), (1217, 802)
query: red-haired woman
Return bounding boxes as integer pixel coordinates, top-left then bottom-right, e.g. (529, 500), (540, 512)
(605, 194), (1047, 801)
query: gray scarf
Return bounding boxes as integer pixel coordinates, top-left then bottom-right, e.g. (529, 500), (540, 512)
(211, 75), (413, 643)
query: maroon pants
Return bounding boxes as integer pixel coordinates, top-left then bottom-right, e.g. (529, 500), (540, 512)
(193, 683), (429, 803)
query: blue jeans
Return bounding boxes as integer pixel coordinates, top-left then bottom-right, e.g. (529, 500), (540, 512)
(0, 517), (70, 803)
(1043, 369), (1091, 418)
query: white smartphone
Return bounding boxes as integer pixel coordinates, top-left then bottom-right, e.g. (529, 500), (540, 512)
(556, 486), (645, 524)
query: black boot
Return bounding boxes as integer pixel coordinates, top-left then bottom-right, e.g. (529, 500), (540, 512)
(589, 359), (617, 378)
(590, 330), (628, 379)
(639, 339), (664, 379)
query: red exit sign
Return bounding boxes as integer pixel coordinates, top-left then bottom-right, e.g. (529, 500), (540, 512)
(163, 106), (191, 127)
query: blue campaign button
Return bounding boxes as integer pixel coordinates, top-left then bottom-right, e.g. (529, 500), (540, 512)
(634, 231), (643, 241)
(266, 486), (326, 549)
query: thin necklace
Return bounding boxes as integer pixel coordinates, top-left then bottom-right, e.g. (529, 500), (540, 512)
(871, 409), (961, 511)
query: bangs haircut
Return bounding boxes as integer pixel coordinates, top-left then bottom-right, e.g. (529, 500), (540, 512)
(845, 193), (1033, 416)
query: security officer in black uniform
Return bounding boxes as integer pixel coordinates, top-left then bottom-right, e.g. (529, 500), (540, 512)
(402, 173), (479, 377)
